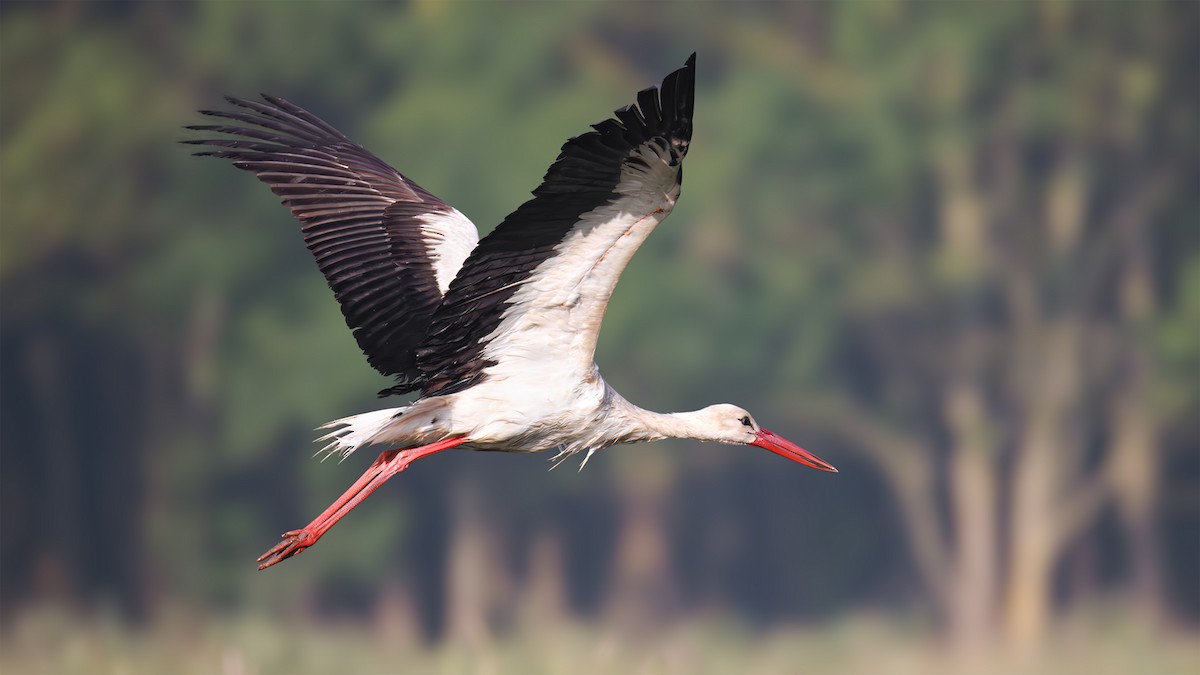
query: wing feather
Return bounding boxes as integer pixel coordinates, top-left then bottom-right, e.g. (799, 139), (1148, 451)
(418, 54), (696, 397)
(187, 96), (479, 394)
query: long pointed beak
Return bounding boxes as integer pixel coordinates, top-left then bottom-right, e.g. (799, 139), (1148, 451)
(751, 429), (838, 472)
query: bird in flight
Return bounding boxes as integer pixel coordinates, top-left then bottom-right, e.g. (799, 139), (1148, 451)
(188, 54), (836, 570)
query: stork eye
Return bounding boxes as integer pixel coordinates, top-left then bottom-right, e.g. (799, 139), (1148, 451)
(739, 416), (752, 427)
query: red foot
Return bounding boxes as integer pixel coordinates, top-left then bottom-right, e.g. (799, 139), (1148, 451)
(255, 436), (468, 571)
(257, 528), (318, 570)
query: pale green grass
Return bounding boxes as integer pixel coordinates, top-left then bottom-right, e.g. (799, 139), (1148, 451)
(1, 605), (1196, 675)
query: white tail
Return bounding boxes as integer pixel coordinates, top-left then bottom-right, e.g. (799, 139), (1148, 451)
(315, 406), (408, 461)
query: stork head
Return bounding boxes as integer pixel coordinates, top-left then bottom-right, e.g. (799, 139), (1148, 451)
(698, 404), (837, 472)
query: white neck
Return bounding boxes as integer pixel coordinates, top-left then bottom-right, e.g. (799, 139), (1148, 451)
(612, 397), (721, 445)
(560, 385), (748, 469)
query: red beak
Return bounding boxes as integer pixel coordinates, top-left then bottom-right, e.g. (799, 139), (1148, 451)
(751, 429), (838, 472)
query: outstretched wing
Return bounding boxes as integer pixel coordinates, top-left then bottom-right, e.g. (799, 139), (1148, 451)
(186, 96), (479, 395)
(418, 54), (696, 397)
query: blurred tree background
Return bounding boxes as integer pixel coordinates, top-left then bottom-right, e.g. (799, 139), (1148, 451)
(1, 1), (1196, 673)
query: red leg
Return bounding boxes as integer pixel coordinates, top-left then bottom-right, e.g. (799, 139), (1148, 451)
(257, 436), (467, 570)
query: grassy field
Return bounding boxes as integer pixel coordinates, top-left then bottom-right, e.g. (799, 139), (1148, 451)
(2, 604), (1196, 675)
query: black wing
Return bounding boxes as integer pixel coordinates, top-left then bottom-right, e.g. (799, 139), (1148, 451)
(417, 54), (696, 397)
(186, 96), (479, 395)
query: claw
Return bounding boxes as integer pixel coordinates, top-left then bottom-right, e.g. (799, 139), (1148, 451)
(256, 529), (316, 570)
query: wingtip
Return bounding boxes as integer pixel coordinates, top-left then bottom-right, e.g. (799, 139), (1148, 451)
(260, 92), (287, 108)
(685, 52), (696, 68)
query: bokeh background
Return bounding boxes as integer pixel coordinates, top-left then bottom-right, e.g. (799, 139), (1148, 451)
(1, 2), (1196, 673)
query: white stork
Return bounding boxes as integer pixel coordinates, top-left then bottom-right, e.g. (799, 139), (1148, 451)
(188, 54), (836, 571)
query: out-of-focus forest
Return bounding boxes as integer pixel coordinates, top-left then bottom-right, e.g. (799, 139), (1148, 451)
(1, 2), (1196, 673)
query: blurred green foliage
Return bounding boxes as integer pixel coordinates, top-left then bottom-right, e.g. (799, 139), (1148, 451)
(3, 602), (1198, 675)
(0, 0), (1195, 659)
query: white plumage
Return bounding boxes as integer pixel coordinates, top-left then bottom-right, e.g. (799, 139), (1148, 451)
(418, 209), (479, 294)
(190, 54), (836, 571)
